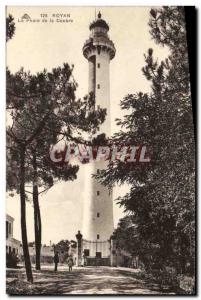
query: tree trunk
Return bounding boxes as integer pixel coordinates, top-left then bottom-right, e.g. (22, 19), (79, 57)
(33, 191), (41, 270)
(20, 146), (33, 282)
(33, 152), (42, 271)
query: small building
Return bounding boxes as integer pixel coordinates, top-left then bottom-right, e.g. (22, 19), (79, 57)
(28, 243), (55, 264)
(6, 214), (21, 256)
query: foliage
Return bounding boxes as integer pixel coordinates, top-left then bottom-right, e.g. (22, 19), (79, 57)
(54, 239), (70, 263)
(70, 240), (77, 248)
(98, 7), (195, 276)
(6, 14), (15, 41)
(6, 63), (106, 195)
(112, 216), (140, 256)
(7, 64), (106, 192)
(55, 239), (70, 253)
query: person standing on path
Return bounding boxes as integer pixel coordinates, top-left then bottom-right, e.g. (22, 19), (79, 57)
(81, 252), (85, 267)
(54, 251), (59, 272)
(67, 256), (74, 272)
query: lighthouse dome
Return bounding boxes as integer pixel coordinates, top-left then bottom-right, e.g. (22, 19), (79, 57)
(89, 12), (109, 31)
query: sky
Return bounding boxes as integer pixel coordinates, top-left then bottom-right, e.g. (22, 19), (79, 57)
(6, 6), (169, 245)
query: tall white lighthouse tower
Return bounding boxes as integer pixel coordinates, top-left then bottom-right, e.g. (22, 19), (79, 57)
(82, 12), (116, 262)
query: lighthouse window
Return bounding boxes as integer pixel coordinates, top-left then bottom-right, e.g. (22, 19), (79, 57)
(84, 249), (90, 257)
(97, 169), (100, 174)
(97, 191), (100, 196)
(97, 212), (100, 217)
(97, 84), (100, 89)
(97, 63), (100, 68)
(97, 234), (100, 240)
(6, 221), (8, 238)
(96, 252), (102, 258)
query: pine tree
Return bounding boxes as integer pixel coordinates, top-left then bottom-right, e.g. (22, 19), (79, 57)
(6, 65), (106, 280)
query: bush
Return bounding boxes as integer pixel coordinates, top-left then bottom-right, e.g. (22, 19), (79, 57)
(178, 275), (195, 294)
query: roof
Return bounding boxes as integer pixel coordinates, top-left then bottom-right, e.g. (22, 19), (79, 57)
(89, 12), (109, 31)
(6, 214), (14, 222)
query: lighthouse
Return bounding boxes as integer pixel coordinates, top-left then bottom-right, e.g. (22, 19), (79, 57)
(81, 12), (116, 264)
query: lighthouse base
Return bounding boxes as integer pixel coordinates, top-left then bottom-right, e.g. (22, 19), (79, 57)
(75, 231), (117, 267)
(85, 257), (110, 266)
(82, 239), (111, 266)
